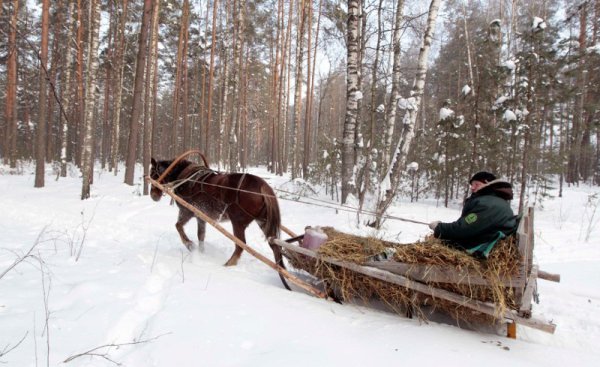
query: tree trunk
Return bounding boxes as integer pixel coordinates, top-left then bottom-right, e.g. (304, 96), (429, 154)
(110, 0), (128, 175)
(124, 0), (152, 185)
(81, 0), (101, 199)
(374, 0), (441, 225)
(205, 0), (219, 158)
(359, 0), (384, 211)
(143, 0), (160, 196)
(4, 0), (19, 168)
(228, 0), (245, 172)
(291, 0), (307, 179)
(302, 0), (315, 179)
(75, 0), (85, 167)
(46, 2), (63, 163)
(60, 1), (75, 177)
(341, 0), (360, 204)
(35, 0), (50, 188)
(381, 0), (404, 177)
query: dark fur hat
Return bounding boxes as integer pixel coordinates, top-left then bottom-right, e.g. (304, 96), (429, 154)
(469, 171), (496, 184)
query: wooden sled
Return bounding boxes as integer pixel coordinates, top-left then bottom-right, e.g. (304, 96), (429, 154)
(269, 207), (559, 338)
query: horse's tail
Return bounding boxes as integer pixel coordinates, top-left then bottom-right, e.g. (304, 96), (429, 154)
(261, 184), (290, 291)
(261, 185), (281, 239)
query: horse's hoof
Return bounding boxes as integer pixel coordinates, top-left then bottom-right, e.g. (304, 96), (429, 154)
(224, 259), (238, 267)
(184, 242), (193, 251)
(197, 241), (205, 253)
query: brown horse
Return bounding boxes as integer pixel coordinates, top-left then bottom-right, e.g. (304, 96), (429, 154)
(150, 158), (288, 275)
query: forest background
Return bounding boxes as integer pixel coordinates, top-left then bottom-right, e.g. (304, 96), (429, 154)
(1, 0), (599, 221)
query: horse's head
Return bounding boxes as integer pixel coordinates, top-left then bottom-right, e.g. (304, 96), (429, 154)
(150, 158), (171, 201)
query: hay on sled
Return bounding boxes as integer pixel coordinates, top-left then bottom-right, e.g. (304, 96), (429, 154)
(285, 227), (521, 325)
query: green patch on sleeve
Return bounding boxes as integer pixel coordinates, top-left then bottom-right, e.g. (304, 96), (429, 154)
(465, 213), (478, 224)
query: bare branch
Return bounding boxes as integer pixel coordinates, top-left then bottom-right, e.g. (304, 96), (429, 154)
(63, 333), (171, 364)
(0, 331), (28, 362)
(0, 227), (48, 281)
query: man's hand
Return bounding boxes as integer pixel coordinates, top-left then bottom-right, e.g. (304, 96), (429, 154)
(428, 221), (440, 230)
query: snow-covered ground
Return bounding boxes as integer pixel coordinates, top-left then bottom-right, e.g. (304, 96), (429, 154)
(1, 163), (599, 366)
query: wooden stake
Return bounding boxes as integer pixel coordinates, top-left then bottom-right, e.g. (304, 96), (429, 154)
(147, 176), (329, 300)
(507, 322), (517, 339)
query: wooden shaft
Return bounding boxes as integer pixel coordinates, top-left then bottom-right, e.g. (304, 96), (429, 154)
(147, 176), (329, 300)
(538, 270), (560, 283)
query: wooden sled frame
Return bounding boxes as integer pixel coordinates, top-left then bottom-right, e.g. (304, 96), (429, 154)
(269, 207), (559, 337)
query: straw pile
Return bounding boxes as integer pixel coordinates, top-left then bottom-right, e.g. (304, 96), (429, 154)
(286, 227), (521, 325)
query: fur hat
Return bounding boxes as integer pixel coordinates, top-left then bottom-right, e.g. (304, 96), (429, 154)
(469, 171), (496, 184)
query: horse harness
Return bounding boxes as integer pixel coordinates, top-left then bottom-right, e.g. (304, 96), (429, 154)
(170, 164), (265, 221)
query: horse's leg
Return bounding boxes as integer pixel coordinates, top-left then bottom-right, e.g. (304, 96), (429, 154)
(224, 221), (248, 266)
(176, 209), (194, 251)
(196, 218), (206, 252)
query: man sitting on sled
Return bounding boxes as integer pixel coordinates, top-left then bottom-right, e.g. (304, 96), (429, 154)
(428, 171), (519, 259)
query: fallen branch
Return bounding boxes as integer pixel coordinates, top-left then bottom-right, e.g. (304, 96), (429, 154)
(63, 333), (171, 364)
(0, 331), (28, 362)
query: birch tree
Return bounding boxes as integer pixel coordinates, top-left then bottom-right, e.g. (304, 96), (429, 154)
(60, 1), (75, 177)
(228, 0), (246, 172)
(374, 0), (442, 226)
(81, 0), (101, 200)
(341, 0), (361, 204)
(381, 0), (404, 178)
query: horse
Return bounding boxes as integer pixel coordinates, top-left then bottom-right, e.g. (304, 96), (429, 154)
(149, 157), (289, 281)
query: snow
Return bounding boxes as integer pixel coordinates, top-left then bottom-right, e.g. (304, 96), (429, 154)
(503, 109), (518, 122)
(397, 97), (417, 110)
(501, 60), (517, 71)
(588, 44), (600, 55)
(1, 164), (600, 366)
(462, 84), (472, 96)
(354, 90), (363, 100)
(532, 17), (547, 31)
(439, 107), (454, 121)
(407, 162), (419, 171)
(376, 104), (385, 113)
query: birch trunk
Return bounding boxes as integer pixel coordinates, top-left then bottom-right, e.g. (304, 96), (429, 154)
(81, 0), (101, 199)
(374, 0), (441, 225)
(381, 0), (404, 177)
(291, 0), (307, 179)
(228, 0), (245, 172)
(60, 1), (75, 177)
(341, 0), (360, 203)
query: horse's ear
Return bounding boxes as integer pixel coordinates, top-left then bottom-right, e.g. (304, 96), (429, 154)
(151, 157), (157, 166)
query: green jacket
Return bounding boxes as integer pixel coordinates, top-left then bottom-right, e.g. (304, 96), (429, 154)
(433, 179), (519, 251)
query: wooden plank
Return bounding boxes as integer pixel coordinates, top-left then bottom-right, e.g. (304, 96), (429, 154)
(519, 265), (538, 317)
(363, 261), (524, 287)
(272, 238), (556, 334)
